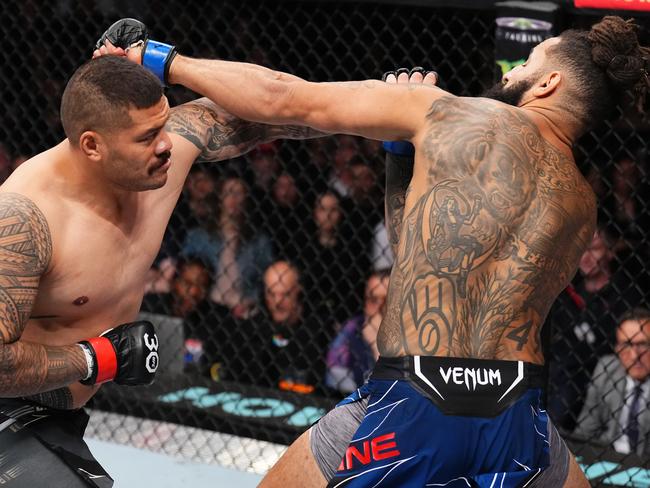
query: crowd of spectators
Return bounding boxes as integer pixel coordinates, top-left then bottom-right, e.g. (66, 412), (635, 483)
(139, 135), (388, 398)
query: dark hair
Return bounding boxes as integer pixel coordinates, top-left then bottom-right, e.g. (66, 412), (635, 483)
(61, 56), (164, 145)
(208, 174), (256, 242)
(175, 255), (214, 288)
(619, 307), (650, 326)
(548, 16), (649, 133)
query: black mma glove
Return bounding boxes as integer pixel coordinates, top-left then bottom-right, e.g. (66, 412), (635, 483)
(78, 320), (159, 386)
(96, 18), (178, 85)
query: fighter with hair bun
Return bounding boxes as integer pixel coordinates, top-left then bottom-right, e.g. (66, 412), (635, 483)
(105, 15), (650, 487)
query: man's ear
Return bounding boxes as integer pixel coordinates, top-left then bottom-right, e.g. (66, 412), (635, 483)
(79, 131), (104, 162)
(532, 71), (561, 98)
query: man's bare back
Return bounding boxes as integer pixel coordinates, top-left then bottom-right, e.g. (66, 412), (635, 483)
(378, 96), (597, 362)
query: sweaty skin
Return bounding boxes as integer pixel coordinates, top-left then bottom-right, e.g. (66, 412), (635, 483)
(0, 96), (320, 409)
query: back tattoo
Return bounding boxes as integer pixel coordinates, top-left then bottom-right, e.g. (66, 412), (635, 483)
(378, 97), (596, 360)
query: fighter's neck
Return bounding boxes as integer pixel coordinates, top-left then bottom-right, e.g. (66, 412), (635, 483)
(520, 103), (576, 158)
(54, 141), (138, 221)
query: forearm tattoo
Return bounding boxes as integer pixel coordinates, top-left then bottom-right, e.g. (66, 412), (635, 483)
(167, 98), (326, 162)
(377, 97), (596, 359)
(0, 193), (87, 397)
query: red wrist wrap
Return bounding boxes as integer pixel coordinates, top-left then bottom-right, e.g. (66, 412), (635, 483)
(87, 336), (118, 384)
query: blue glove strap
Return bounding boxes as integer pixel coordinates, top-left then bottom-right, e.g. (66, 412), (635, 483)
(383, 140), (415, 157)
(142, 40), (174, 84)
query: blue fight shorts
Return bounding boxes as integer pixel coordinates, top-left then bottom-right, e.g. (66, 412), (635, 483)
(310, 356), (570, 487)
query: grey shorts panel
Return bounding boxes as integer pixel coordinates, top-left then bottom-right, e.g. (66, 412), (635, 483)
(309, 397), (368, 481)
(530, 417), (570, 487)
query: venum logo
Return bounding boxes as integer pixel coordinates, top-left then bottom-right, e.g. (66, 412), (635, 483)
(440, 366), (501, 391)
(338, 432), (400, 471)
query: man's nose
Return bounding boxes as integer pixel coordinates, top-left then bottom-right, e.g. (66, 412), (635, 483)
(156, 133), (172, 154)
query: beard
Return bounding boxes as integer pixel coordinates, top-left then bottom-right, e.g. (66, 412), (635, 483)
(481, 76), (536, 106)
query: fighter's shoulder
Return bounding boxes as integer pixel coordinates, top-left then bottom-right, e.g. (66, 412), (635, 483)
(1, 157), (62, 208)
(445, 96), (533, 121)
(0, 190), (53, 273)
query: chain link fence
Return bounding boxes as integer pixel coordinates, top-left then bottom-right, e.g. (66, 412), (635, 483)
(1, 0), (649, 486)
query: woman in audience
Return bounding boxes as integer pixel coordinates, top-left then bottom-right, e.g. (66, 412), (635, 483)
(182, 174), (273, 318)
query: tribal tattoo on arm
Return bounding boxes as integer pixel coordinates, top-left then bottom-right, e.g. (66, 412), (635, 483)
(0, 193), (87, 406)
(167, 97), (327, 162)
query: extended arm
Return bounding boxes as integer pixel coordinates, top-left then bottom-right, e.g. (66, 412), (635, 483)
(0, 193), (87, 404)
(168, 56), (447, 141)
(94, 19), (445, 144)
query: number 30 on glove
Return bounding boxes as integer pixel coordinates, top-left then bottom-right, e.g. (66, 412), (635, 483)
(78, 320), (159, 386)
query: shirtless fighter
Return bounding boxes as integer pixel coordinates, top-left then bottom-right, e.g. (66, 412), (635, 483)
(0, 21), (321, 487)
(107, 15), (650, 487)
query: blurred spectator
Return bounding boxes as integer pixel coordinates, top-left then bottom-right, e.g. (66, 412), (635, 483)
(209, 261), (333, 394)
(328, 135), (359, 197)
(299, 191), (364, 322)
(372, 219), (394, 271)
(303, 137), (336, 192)
(141, 256), (224, 372)
(603, 156), (650, 246)
(142, 256), (213, 319)
(573, 307), (650, 456)
(326, 269), (389, 393)
(585, 165), (607, 201)
(347, 156), (381, 212)
(249, 145), (280, 197)
(182, 175), (273, 318)
(161, 167), (217, 258)
(547, 227), (647, 430)
(340, 156), (383, 310)
(263, 172), (310, 259)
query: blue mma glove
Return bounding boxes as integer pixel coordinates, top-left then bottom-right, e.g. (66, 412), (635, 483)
(96, 18), (178, 85)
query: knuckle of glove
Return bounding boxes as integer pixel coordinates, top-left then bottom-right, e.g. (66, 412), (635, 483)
(381, 70), (395, 82)
(96, 18), (148, 50)
(105, 320), (159, 386)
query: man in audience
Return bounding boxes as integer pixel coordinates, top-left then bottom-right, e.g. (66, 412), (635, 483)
(326, 269), (390, 393)
(142, 256), (223, 372)
(142, 256), (213, 318)
(547, 226), (646, 430)
(210, 261), (333, 394)
(573, 307), (650, 456)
